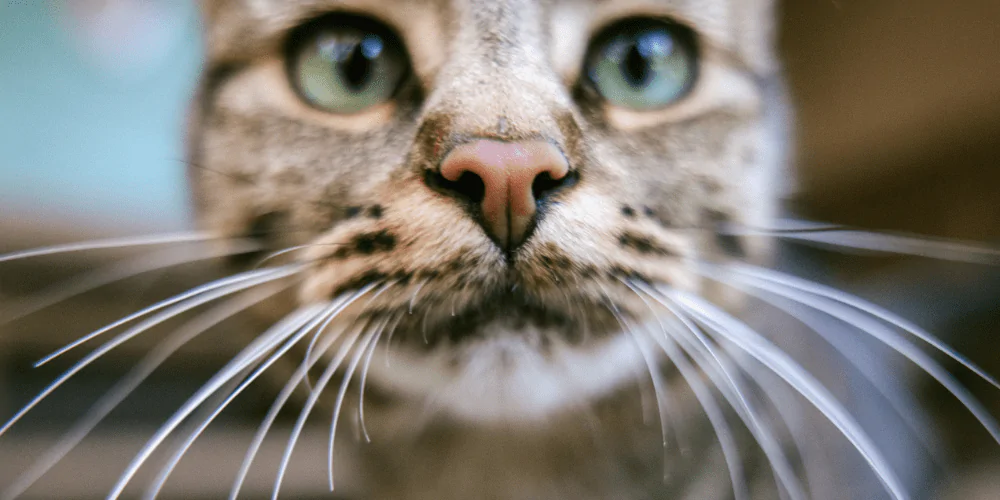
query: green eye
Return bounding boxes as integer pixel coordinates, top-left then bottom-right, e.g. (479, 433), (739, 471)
(586, 19), (698, 110)
(288, 16), (407, 114)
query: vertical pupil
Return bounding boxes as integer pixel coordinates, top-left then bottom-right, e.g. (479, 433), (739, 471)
(339, 41), (373, 91)
(621, 41), (650, 87)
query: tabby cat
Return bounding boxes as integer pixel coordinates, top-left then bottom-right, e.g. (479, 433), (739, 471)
(2, 0), (997, 499)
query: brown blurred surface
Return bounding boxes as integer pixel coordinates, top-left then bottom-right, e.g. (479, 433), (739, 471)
(781, 0), (1000, 240)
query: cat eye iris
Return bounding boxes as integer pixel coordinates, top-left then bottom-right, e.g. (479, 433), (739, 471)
(288, 16), (407, 114)
(586, 19), (698, 110)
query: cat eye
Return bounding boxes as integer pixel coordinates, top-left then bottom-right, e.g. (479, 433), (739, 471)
(585, 19), (698, 110)
(287, 15), (408, 114)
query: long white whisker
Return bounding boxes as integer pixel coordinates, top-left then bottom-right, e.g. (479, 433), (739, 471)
(725, 221), (1000, 265)
(383, 280), (430, 366)
(301, 281), (397, 392)
(228, 301), (375, 500)
(104, 303), (328, 500)
(676, 330), (806, 500)
(0, 266), (300, 440)
(252, 245), (313, 269)
(730, 262), (1000, 390)
(595, 285), (659, 428)
(142, 291), (363, 499)
(0, 284), (288, 500)
(360, 313), (403, 444)
(669, 290), (910, 500)
(623, 299), (749, 500)
(627, 280), (804, 499)
(328, 318), (388, 490)
(408, 279), (429, 314)
(1, 241), (260, 324)
(732, 282), (943, 462)
(612, 280), (691, 453)
(710, 266), (1000, 445)
(664, 304), (806, 500)
(149, 360), (260, 499)
(717, 345), (826, 500)
(636, 280), (833, 500)
(300, 295), (357, 393)
(35, 265), (301, 368)
(271, 320), (372, 500)
(599, 288), (672, 454)
(0, 232), (218, 264)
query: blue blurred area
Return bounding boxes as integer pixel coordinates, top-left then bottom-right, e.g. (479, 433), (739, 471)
(0, 1), (203, 231)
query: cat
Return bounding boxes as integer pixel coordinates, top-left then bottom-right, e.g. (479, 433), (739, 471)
(1, 0), (997, 498)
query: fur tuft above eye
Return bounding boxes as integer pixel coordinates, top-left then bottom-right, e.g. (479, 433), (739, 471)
(285, 14), (410, 114)
(584, 18), (699, 110)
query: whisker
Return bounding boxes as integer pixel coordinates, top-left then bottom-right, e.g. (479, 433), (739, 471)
(271, 318), (374, 500)
(1, 241), (260, 325)
(302, 282), (398, 391)
(718, 346), (827, 500)
(731, 283), (943, 463)
(0, 284), (290, 500)
(614, 281), (690, 453)
(724, 219), (1000, 265)
(328, 317), (390, 490)
(0, 266), (300, 440)
(35, 265), (301, 368)
(300, 302), (354, 393)
(421, 308), (432, 344)
(360, 312), (404, 444)
(668, 290), (910, 500)
(147, 361), (259, 500)
(596, 282), (671, 440)
(617, 288), (749, 500)
(228, 318), (373, 499)
(627, 280), (804, 499)
(408, 278), (429, 315)
(252, 241), (348, 270)
(104, 304), (331, 499)
(0, 232), (218, 264)
(143, 290), (363, 499)
(383, 281), (431, 367)
(598, 287), (672, 453)
(673, 327), (806, 500)
(708, 265), (1000, 445)
(729, 262), (1000, 390)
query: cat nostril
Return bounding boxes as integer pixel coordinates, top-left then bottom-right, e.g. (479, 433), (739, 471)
(532, 170), (577, 204)
(432, 140), (572, 251)
(428, 170), (487, 204)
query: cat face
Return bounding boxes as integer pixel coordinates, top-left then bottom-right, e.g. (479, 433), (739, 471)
(190, 0), (786, 421)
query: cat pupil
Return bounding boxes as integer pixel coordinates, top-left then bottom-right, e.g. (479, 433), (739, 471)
(339, 40), (375, 91)
(621, 42), (650, 87)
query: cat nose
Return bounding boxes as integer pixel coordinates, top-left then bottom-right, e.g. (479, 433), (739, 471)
(438, 140), (571, 250)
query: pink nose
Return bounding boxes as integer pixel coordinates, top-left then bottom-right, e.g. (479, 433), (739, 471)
(439, 140), (570, 249)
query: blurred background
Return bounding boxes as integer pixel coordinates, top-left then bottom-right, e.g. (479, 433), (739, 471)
(0, 0), (998, 498)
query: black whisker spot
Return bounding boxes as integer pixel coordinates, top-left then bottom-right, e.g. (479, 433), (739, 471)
(618, 232), (678, 257)
(353, 230), (397, 255)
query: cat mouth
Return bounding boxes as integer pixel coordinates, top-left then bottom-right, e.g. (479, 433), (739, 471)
(372, 288), (618, 349)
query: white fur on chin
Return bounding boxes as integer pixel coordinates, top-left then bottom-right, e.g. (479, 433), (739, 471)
(364, 323), (654, 425)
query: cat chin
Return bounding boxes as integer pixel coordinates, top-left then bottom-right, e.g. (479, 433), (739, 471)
(361, 323), (654, 425)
